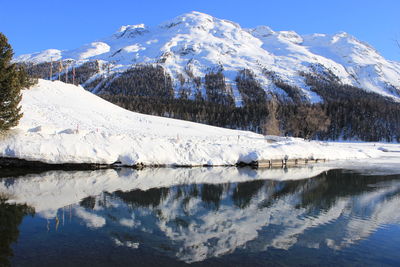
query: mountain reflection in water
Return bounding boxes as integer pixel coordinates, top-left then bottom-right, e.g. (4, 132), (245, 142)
(1, 167), (400, 266)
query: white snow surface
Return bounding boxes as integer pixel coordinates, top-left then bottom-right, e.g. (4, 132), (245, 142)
(15, 11), (400, 103)
(0, 79), (399, 166)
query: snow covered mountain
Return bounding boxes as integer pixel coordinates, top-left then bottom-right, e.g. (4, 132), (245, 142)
(16, 11), (400, 103)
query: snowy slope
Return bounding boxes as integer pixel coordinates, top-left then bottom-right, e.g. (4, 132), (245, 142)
(302, 32), (400, 98)
(15, 11), (400, 103)
(0, 79), (399, 165)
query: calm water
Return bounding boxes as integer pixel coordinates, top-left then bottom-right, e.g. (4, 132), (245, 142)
(1, 167), (400, 266)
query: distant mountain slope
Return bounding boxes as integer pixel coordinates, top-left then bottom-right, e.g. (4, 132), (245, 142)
(15, 11), (400, 104)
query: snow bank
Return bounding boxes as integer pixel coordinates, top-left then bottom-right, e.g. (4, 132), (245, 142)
(0, 79), (399, 166)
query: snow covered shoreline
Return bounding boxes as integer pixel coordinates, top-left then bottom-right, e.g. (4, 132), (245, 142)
(0, 79), (399, 167)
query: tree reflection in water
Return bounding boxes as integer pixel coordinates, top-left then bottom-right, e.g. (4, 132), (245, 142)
(0, 197), (34, 266)
(83, 170), (400, 263)
(1, 168), (400, 265)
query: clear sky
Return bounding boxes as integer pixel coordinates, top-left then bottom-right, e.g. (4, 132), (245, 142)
(2, 0), (399, 60)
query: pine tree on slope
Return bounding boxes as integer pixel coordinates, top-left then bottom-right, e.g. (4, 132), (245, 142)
(0, 32), (34, 131)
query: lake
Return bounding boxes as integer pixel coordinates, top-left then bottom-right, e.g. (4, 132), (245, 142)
(1, 165), (400, 266)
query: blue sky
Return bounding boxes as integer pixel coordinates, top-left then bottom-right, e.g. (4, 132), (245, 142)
(2, 0), (399, 60)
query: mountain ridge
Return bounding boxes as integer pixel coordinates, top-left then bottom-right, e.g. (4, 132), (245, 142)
(15, 11), (400, 104)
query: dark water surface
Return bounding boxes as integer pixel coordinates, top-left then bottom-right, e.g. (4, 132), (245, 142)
(1, 167), (400, 266)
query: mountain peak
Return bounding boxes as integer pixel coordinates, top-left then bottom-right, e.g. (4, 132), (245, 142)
(15, 12), (400, 103)
(113, 24), (148, 39)
(117, 24), (146, 33)
(173, 11), (214, 20)
(160, 11), (215, 29)
(248, 26), (275, 38)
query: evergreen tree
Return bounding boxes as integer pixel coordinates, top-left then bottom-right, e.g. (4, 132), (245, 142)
(0, 33), (34, 131)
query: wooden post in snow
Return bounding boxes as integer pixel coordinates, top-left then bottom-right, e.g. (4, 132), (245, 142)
(58, 60), (63, 81)
(50, 58), (53, 81)
(65, 63), (68, 83)
(72, 65), (76, 85)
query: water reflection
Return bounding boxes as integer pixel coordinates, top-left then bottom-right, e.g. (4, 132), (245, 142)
(1, 167), (400, 265)
(0, 197), (34, 266)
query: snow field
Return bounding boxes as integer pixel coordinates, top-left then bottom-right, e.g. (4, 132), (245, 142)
(0, 79), (399, 166)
